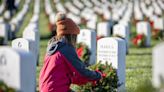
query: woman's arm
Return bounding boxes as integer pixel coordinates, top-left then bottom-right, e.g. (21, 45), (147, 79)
(59, 44), (102, 85)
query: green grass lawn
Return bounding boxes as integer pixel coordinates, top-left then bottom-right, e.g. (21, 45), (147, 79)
(14, 0), (163, 92)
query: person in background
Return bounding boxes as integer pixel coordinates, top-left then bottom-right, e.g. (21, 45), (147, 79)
(5, 0), (17, 16)
(39, 13), (102, 92)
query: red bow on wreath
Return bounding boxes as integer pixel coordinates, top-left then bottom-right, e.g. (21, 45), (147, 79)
(76, 43), (91, 66)
(132, 34), (146, 47)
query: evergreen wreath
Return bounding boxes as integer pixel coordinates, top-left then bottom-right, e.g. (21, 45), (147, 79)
(74, 62), (121, 92)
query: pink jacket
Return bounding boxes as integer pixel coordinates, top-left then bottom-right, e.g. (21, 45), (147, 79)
(39, 38), (101, 92)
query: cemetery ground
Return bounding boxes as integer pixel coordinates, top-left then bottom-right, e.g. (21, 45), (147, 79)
(11, 0), (162, 92)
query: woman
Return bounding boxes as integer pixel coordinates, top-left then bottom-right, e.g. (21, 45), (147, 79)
(39, 13), (102, 92)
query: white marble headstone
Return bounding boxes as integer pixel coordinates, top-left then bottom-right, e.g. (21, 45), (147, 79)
(65, 2), (80, 15)
(153, 3), (162, 16)
(30, 14), (39, 24)
(80, 8), (94, 20)
(34, 0), (40, 14)
(67, 13), (81, 25)
(113, 24), (129, 53)
(87, 20), (97, 30)
(93, 6), (103, 15)
(103, 8), (111, 20)
(23, 26), (40, 64)
(134, 7), (143, 21)
(153, 42), (164, 88)
(91, 0), (101, 6)
(112, 13), (120, 22)
(0, 23), (8, 45)
(10, 18), (19, 32)
(49, 13), (55, 25)
(77, 29), (96, 65)
(0, 3), (5, 14)
(136, 21), (151, 47)
(56, 3), (66, 13)
(12, 38), (37, 63)
(72, 0), (84, 9)
(81, 0), (93, 8)
(97, 22), (112, 37)
(97, 37), (126, 91)
(45, 0), (53, 15)
(154, 17), (164, 30)
(16, 13), (24, 25)
(0, 47), (35, 92)
(119, 20), (130, 32)
(4, 11), (11, 20)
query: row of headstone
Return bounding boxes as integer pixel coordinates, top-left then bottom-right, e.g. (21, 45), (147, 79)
(9, 0), (31, 35)
(52, 0), (162, 51)
(22, 0), (40, 65)
(152, 2), (162, 16)
(64, 2), (80, 16)
(55, 2), (67, 13)
(74, 0), (154, 49)
(44, 0), (56, 31)
(91, 0), (102, 7)
(0, 0), (31, 45)
(50, 0), (103, 26)
(60, 0), (101, 26)
(0, 0), (40, 90)
(121, 3), (133, 22)
(72, 0), (84, 10)
(134, 0), (164, 22)
(67, 13), (81, 25)
(81, 0), (93, 8)
(22, 23), (40, 65)
(4, 0), (30, 21)
(34, 0), (40, 15)
(134, 2), (144, 21)
(49, 0), (163, 91)
(157, 0), (164, 11)
(45, 0), (53, 16)
(49, 0), (161, 31)
(10, 0), (40, 66)
(80, 8), (95, 21)
(112, 4), (127, 22)
(140, 2), (154, 18)
(54, 0), (163, 24)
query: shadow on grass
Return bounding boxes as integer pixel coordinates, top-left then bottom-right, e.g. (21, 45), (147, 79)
(128, 52), (152, 56)
(127, 65), (152, 70)
(40, 34), (51, 40)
